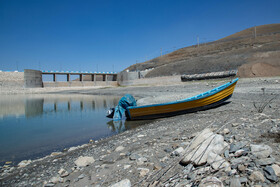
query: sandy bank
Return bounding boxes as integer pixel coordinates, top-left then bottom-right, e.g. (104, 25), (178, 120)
(0, 77), (280, 186)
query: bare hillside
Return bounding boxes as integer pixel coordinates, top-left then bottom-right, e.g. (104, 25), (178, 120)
(220, 24), (280, 41)
(125, 24), (280, 78)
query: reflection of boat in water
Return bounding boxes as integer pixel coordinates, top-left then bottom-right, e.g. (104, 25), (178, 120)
(107, 120), (125, 133)
(107, 78), (239, 120)
(106, 119), (154, 133)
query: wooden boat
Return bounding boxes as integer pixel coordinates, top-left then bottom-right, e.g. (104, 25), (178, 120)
(125, 78), (239, 120)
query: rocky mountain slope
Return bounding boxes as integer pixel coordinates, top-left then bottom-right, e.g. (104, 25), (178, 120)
(125, 24), (280, 78)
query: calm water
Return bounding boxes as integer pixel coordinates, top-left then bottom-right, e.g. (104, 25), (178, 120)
(0, 94), (151, 165)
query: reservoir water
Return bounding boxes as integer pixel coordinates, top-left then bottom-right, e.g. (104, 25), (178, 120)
(0, 94), (150, 165)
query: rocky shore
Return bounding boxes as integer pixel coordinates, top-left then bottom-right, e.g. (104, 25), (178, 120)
(0, 77), (280, 186)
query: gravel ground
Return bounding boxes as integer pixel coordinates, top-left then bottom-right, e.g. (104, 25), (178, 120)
(0, 77), (280, 186)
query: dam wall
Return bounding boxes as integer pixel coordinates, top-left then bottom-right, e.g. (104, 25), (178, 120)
(43, 81), (118, 87)
(24, 69), (43, 88)
(117, 69), (153, 85)
(0, 71), (24, 88)
(0, 70), (118, 88)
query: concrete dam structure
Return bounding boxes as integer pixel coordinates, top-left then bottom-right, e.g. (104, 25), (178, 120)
(0, 69), (118, 88)
(24, 69), (43, 88)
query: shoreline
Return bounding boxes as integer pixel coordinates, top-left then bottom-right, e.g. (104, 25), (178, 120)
(0, 76), (280, 186)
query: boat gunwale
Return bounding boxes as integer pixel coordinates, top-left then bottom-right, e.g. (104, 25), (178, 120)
(127, 78), (239, 111)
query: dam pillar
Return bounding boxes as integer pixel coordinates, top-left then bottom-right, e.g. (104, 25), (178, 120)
(113, 74), (117, 81)
(24, 69), (43, 88)
(67, 74), (70, 82)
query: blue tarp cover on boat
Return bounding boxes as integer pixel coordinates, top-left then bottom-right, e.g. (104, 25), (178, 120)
(113, 94), (137, 120)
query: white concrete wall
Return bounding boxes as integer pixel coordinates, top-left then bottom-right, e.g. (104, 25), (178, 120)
(117, 69), (154, 85)
(0, 72), (24, 88)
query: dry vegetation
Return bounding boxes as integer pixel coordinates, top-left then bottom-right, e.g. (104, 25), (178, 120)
(125, 24), (280, 78)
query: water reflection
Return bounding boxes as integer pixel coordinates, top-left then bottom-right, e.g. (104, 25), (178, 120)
(0, 94), (152, 165)
(107, 120), (126, 133)
(0, 95), (120, 119)
(25, 99), (44, 118)
(107, 120), (154, 133)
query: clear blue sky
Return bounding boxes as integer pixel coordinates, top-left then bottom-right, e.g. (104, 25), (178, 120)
(0, 0), (279, 72)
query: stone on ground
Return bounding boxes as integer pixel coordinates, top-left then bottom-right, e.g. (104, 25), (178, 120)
(249, 171), (265, 183)
(171, 147), (185, 156)
(115, 146), (125, 152)
(250, 144), (272, 159)
(222, 128), (230, 135)
(255, 157), (275, 166)
(110, 179), (131, 187)
(229, 142), (247, 153)
(230, 176), (242, 187)
(18, 160), (32, 168)
(263, 166), (279, 182)
(49, 176), (60, 184)
(138, 168), (150, 177)
(207, 152), (230, 171)
(271, 164), (280, 177)
(181, 128), (227, 166)
(199, 176), (224, 187)
(58, 168), (69, 177)
(74, 156), (95, 167)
